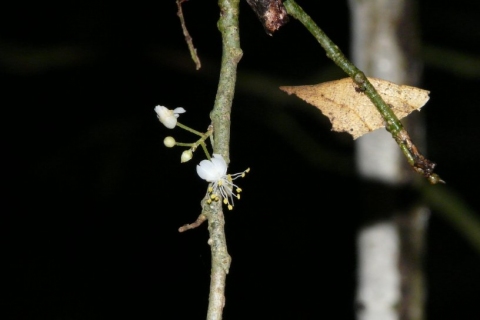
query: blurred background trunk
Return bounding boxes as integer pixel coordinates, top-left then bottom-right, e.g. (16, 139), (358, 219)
(349, 0), (428, 319)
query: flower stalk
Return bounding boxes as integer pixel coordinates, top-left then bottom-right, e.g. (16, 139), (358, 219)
(155, 105), (215, 161)
(176, 122), (205, 137)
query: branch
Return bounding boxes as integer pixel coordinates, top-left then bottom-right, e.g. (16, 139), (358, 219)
(212, 0), (242, 162)
(204, 0), (242, 319)
(178, 213), (207, 232)
(283, 0), (443, 184)
(176, 0), (201, 70)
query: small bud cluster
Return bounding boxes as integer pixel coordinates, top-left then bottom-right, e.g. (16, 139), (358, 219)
(155, 105), (194, 163)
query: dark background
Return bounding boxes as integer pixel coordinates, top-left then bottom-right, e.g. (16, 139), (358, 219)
(3, 0), (480, 319)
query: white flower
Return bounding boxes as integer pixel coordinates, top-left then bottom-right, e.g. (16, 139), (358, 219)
(154, 105), (186, 129)
(196, 154), (249, 210)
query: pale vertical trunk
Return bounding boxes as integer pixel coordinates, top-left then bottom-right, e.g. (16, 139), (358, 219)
(348, 0), (428, 319)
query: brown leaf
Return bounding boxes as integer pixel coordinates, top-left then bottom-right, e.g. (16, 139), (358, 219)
(280, 77), (430, 139)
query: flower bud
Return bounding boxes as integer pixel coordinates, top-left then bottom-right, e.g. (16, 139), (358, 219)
(181, 149), (193, 163)
(154, 105), (186, 129)
(163, 136), (176, 148)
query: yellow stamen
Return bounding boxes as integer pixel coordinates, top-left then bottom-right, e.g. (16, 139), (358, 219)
(228, 205), (233, 210)
(223, 198), (228, 205)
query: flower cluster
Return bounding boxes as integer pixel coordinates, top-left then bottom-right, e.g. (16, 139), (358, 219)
(196, 154), (249, 210)
(154, 106), (249, 209)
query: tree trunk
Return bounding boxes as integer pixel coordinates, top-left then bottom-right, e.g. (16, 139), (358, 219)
(349, 0), (428, 319)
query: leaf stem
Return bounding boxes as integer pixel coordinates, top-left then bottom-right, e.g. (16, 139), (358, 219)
(283, 0), (443, 184)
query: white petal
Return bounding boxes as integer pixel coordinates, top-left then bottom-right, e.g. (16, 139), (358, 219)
(196, 160), (218, 181)
(162, 117), (177, 129)
(155, 105), (168, 114)
(155, 106), (178, 129)
(154, 105), (165, 113)
(197, 155), (229, 182)
(211, 154), (228, 176)
(173, 107), (186, 114)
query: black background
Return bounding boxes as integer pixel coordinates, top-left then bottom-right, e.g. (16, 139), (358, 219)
(3, 1), (480, 319)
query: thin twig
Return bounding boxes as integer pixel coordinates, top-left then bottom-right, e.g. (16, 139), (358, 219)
(178, 213), (207, 232)
(283, 0), (443, 184)
(176, 0), (202, 70)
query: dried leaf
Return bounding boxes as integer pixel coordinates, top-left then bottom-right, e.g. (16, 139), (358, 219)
(280, 77), (430, 139)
